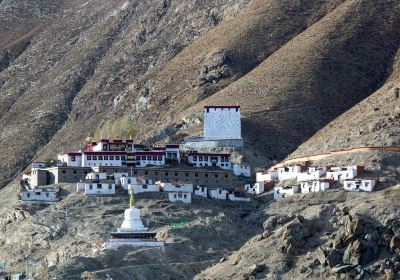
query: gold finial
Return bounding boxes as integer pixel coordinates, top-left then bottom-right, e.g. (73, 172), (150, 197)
(130, 191), (135, 208)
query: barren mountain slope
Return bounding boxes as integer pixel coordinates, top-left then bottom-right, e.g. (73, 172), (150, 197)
(187, 0), (400, 163)
(288, 50), (400, 159)
(0, 0), (252, 187)
(36, 0), (347, 166)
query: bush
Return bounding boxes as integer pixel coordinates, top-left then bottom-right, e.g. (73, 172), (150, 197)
(93, 115), (136, 140)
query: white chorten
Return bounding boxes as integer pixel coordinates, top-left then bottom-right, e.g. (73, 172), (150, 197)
(118, 193), (148, 233)
(104, 192), (164, 249)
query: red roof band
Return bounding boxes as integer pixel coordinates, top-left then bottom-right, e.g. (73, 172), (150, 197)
(135, 152), (165, 156)
(204, 105), (240, 109)
(188, 152), (230, 157)
(83, 152), (127, 156)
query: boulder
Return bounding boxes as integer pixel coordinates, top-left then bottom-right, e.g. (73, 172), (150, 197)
(390, 236), (400, 252)
(316, 247), (326, 266)
(263, 216), (278, 230)
(343, 241), (361, 265)
(243, 263), (266, 279)
(326, 248), (342, 268)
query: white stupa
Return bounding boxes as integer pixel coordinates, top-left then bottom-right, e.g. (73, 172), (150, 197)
(105, 192), (164, 248)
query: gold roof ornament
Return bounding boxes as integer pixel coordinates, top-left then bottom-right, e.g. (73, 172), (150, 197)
(130, 191), (135, 208)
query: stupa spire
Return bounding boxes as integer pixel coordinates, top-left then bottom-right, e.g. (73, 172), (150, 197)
(130, 191), (135, 208)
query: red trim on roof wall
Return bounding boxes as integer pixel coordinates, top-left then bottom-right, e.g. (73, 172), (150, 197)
(166, 144), (180, 148)
(204, 105), (240, 109)
(188, 152), (230, 157)
(135, 152), (165, 156)
(83, 152), (127, 156)
(67, 152), (82, 156)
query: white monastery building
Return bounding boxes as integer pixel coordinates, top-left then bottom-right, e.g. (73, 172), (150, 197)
(278, 165), (303, 181)
(128, 179), (160, 194)
(326, 166), (357, 181)
(273, 185), (299, 200)
(232, 163), (251, 177)
(77, 181), (115, 195)
(168, 192), (192, 204)
(208, 188), (229, 200)
(343, 179), (376, 192)
(194, 186), (208, 197)
(245, 182), (265, 195)
(300, 181), (330, 193)
(159, 182), (194, 193)
(187, 151), (231, 169)
(20, 188), (60, 202)
(120, 176), (138, 190)
(204, 105), (241, 140)
(297, 167), (327, 182)
(256, 170), (278, 182)
(86, 172), (107, 180)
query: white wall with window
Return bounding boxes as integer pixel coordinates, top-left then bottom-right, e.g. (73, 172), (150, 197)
(245, 182), (265, 195)
(135, 153), (165, 167)
(20, 188), (60, 201)
(165, 145), (181, 163)
(128, 183), (160, 194)
(120, 176), (137, 190)
(300, 181), (329, 193)
(168, 192), (191, 204)
(58, 153), (82, 167)
(326, 169), (356, 181)
(208, 188), (228, 200)
(232, 163), (251, 177)
(188, 153), (231, 170)
(159, 182), (193, 193)
(194, 186), (208, 197)
(86, 172), (108, 180)
(84, 182), (115, 195)
(81, 153), (125, 167)
(273, 185), (299, 200)
(343, 180), (375, 192)
(256, 170), (278, 182)
(277, 165), (302, 181)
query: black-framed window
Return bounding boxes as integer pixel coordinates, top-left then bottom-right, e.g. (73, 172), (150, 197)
(147, 156), (152, 160)
(153, 156), (157, 161)
(104, 156), (108, 160)
(158, 156), (163, 161)
(93, 156), (97, 160)
(110, 156), (114, 160)
(71, 157), (76, 161)
(193, 156), (197, 161)
(98, 156), (103, 160)
(121, 156), (126, 160)
(142, 156), (146, 160)
(204, 156), (208, 161)
(116, 156), (120, 160)
(87, 156), (91, 160)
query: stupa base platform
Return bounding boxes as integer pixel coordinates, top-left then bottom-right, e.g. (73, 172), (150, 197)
(105, 239), (164, 249)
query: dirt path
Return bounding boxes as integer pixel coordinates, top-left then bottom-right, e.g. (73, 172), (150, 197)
(269, 146), (400, 169)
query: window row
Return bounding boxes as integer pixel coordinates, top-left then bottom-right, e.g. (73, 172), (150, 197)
(192, 156), (229, 162)
(86, 156), (126, 161)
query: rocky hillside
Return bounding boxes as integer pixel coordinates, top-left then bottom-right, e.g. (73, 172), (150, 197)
(196, 186), (400, 280)
(0, 185), (264, 279)
(1, 0), (399, 187)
